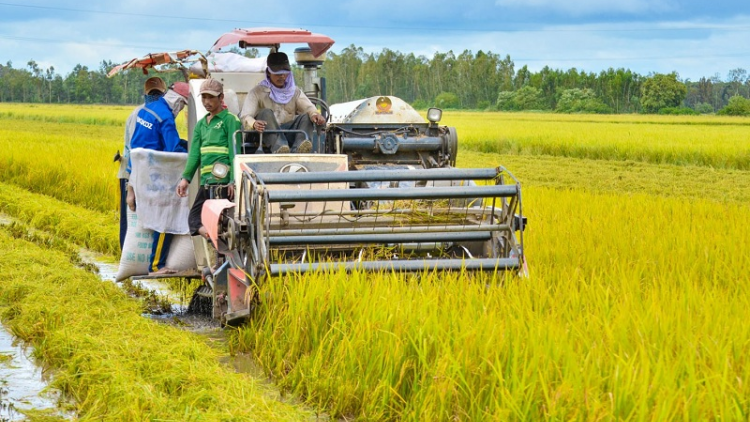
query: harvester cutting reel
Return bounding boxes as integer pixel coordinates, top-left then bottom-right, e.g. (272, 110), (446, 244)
(201, 165), (527, 324)
(246, 166), (524, 274)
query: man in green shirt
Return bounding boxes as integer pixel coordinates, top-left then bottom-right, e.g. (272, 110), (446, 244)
(176, 78), (241, 238)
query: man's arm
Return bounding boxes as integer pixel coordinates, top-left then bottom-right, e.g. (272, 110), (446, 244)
(225, 113), (243, 181)
(296, 90), (325, 125)
(181, 121), (203, 183)
(240, 86), (261, 130)
(119, 109), (139, 179)
(160, 117), (184, 153)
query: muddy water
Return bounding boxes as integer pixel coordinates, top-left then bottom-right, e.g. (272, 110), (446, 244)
(79, 249), (192, 316)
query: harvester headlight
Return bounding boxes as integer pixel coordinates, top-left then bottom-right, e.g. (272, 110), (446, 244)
(427, 108), (442, 123)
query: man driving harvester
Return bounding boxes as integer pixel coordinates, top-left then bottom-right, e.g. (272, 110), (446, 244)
(240, 52), (326, 154)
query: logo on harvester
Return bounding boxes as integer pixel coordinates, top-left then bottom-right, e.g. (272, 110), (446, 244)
(375, 96), (392, 114)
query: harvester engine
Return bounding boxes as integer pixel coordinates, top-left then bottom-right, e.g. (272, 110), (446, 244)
(324, 96), (457, 169)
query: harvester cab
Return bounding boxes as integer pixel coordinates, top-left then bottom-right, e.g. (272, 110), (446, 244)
(109, 28), (527, 325)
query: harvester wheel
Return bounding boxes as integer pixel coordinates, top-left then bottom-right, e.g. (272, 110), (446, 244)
(447, 127), (458, 167)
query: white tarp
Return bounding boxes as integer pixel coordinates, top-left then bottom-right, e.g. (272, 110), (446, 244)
(189, 52), (266, 76)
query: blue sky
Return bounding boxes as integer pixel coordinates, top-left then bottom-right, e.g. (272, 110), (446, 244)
(0, 0), (748, 81)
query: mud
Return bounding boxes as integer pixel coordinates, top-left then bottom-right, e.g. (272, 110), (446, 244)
(78, 249), (221, 331)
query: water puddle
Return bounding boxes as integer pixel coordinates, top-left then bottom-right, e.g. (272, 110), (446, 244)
(78, 249), (192, 316)
(78, 250), (221, 331)
(0, 328), (71, 421)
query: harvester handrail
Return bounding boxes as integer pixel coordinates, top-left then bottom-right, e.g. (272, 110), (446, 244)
(266, 185), (518, 202)
(256, 167), (502, 184)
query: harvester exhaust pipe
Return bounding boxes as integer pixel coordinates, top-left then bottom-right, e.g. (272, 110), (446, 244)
(294, 47), (326, 101)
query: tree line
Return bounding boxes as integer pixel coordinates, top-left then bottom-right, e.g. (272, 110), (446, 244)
(2, 47), (750, 115)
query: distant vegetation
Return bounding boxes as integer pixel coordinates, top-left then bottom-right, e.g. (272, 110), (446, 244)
(1, 47), (750, 115)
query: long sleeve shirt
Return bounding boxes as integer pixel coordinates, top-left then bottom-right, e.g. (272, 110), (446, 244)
(182, 109), (242, 185)
(127, 98), (184, 174)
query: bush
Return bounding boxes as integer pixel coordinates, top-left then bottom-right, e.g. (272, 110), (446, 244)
(718, 96), (750, 116)
(411, 99), (429, 110)
(496, 86), (548, 111)
(556, 88), (612, 114)
(496, 91), (515, 111)
(658, 107), (698, 115)
(694, 103), (715, 114)
(434, 92), (459, 109)
(477, 100), (491, 110)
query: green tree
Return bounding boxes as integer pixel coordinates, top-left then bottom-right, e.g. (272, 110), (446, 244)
(325, 44), (364, 102)
(514, 85), (546, 110)
(640, 72), (687, 113)
(496, 86), (546, 111)
(718, 95), (750, 116)
(556, 88), (611, 113)
(727, 68), (748, 97)
(496, 91), (515, 111)
(435, 92), (459, 108)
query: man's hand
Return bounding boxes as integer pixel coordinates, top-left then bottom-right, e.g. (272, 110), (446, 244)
(311, 113), (326, 126)
(253, 120), (267, 132)
(126, 184), (136, 212)
(177, 179), (190, 198)
(176, 178), (190, 197)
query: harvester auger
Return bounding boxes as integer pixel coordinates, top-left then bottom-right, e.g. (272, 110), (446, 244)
(108, 28), (527, 325)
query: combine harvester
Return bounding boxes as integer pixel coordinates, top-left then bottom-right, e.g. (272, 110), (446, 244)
(110, 28), (527, 325)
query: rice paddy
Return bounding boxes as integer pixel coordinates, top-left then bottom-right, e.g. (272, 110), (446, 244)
(1, 103), (749, 420)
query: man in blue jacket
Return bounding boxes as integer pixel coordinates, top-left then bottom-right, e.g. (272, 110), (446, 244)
(126, 81), (190, 275)
(117, 76), (167, 251)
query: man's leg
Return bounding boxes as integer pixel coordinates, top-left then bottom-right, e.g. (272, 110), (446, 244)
(286, 114), (314, 153)
(119, 178), (128, 250)
(188, 186), (208, 237)
(149, 231), (174, 274)
(256, 109), (289, 153)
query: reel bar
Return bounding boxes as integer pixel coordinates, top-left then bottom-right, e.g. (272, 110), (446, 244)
(267, 185), (518, 202)
(270, 223), (510, 237)
(278, 207), (502, 218)
(255, 167), (500, 184)
(269, 257), (520, 275)
(268, 231), (491, 246)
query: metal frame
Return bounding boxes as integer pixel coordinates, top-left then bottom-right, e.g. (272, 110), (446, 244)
(230, 166), (525, 283)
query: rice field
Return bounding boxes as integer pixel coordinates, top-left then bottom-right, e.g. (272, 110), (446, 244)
(1, 103), (749, 420)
